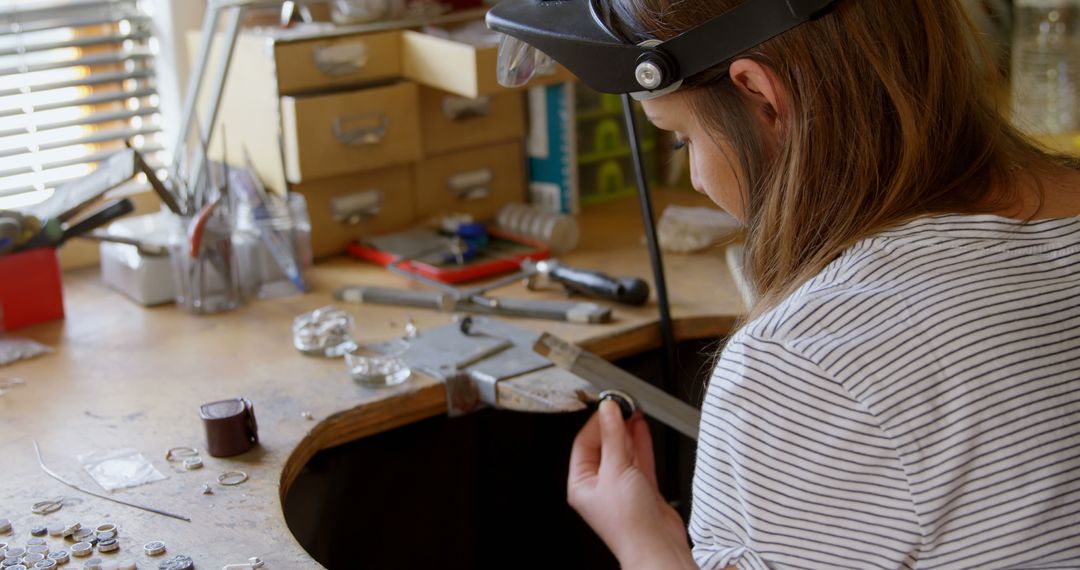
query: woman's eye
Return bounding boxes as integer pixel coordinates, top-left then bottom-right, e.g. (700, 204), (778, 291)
(672, 137), (689, 151)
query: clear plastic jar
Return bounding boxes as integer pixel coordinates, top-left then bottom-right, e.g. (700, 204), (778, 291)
(234, 192), (312, 300)
(1011, 0), (1080, 134)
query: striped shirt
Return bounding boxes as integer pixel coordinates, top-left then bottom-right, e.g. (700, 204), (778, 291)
(690, 214), (1080, 570)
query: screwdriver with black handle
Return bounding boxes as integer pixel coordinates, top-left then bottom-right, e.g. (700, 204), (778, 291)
(56, 198), (135, 246)
(527, 259), (651, 306)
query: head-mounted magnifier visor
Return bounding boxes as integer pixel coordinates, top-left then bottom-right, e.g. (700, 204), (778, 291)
(488, 0), (838, 100)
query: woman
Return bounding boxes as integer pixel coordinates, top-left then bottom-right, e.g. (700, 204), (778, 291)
(567, 1), (1080, 568)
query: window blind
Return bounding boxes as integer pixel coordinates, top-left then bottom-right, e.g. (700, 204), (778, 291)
(0, 0), (163, 209)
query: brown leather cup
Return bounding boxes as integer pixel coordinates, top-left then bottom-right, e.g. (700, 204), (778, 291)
(199, 397), (259, 457)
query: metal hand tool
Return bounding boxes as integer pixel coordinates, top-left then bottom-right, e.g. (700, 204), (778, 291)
(396, 317), (555, 416)
(336, 285), (612, 323)
(56, 198), (135, 246)
(338, 243), (613, 323)
(525, 259), (650, 306)
(0, 214), (19, 254)
(533, 333), (701, 440)
(32, 148), (181, 223)
(337, 239), (652, 323)
(78, 231), (169, 256)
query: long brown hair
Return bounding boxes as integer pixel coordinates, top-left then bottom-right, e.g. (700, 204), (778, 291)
(613, 0), (1077, 321)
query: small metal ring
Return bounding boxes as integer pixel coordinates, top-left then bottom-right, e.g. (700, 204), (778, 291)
(217, 471), (248, 486)
(599, 389), (637, 419)
(0, 377), (25, 390)
(31, 499), (63, 515)
(182, 457), (204, 470)
(95, 523), (117, 535)
(165, 447), (199, 462)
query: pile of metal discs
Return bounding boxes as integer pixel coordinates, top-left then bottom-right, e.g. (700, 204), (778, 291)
(0, 518), (183, 570)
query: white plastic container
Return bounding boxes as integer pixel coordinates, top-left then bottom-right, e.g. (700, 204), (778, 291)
(99, 212), (177, 306)
(234, 192), (312, 300)
(495, 203), (580, 254)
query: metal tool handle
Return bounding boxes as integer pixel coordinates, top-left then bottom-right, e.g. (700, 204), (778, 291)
(330, 189), (382, 225)
(57, 198), (135, 246)
(313, 41), (370, 76)
(442, 95), (491, 121)
(548, 262), (651, 306)
(336, 286), (457, 312)
(334, 286), (613, 324)
(469, 296), (612, 323)
(332, 112), (389, 146)
(446, 169), (493, 201)
(80, 231), (169, 256)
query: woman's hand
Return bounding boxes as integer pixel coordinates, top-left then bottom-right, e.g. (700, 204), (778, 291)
(568, 400), (697, 569)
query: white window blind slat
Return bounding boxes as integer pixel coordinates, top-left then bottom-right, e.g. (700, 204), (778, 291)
(0, 68), (153, 97)
(0, 105), (156, 139)
(0, 86), (156, 117)
(0, 48), (153, 76)
(0, 0), (163, 209)
(0, 143), (163, 187)
(0, 125), (156, 159)
(0, 30), (150, 57)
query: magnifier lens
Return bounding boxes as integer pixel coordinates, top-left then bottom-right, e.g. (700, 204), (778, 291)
(496, 34), (539, 87)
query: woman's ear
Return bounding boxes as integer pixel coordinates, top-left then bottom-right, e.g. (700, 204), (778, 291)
(729, 58), (787, 134)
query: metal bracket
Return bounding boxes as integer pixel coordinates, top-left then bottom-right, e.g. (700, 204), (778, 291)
(313, 41), (370, 76)
(330, 189), (382, 225)
(397, 318), (553, 417)
(446, 168), (493, 201)
(442, 95), (492, 121)
(332, 112), (389, 146)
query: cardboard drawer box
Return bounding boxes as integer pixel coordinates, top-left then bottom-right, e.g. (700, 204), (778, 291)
(292, 164), (416, 258)
(419, 87), (525, 156)
(275, 31), (402, 95)
(413, 140), (525, 220)
(402, 29), (574, 98)
(282, 81), (422, 184)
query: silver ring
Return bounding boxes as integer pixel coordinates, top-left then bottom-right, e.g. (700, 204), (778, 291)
(31, 499), (63, 514)
(217, 471), (248, 486)
(143, 541), (167, 556)
(182, 457), (204, 470)
(0, 377), (25, 390)
(165, 447), (199, 462)
(95, 523), (117, 535)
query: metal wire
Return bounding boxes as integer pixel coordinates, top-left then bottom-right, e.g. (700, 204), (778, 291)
(32, 440), (191, 522)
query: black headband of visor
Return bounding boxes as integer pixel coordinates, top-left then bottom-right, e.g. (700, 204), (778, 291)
(487, 0), (838, 98)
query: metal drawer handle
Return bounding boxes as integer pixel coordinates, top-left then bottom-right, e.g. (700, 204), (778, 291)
(446, 169), (493, 201)
(313, 42), (370, 76)
(330, 189), (382, 226)
(332, 112), (389, 146)
(442, 95), (492, 121)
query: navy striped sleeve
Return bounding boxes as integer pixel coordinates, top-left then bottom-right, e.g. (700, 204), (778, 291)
(689, 213), (1080, 569)
(689, 332), (922, 570)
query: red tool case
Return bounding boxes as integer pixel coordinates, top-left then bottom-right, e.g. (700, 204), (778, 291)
(0, 247), (65, 331)
(346, 228), (550, 285)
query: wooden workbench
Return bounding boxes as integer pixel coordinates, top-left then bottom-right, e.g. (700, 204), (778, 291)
(0, 191), (745, 568)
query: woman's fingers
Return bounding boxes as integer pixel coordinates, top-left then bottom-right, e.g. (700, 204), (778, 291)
(568, 407), (603, 486)
(628, 413), (659, 491)
(598, 400), (633, 470)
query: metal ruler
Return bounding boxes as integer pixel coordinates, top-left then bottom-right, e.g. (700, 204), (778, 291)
(334, 286), (612, 323)
(533, 333), (700, 440)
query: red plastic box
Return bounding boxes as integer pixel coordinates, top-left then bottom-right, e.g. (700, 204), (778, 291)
(0, 248), (65, 331)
